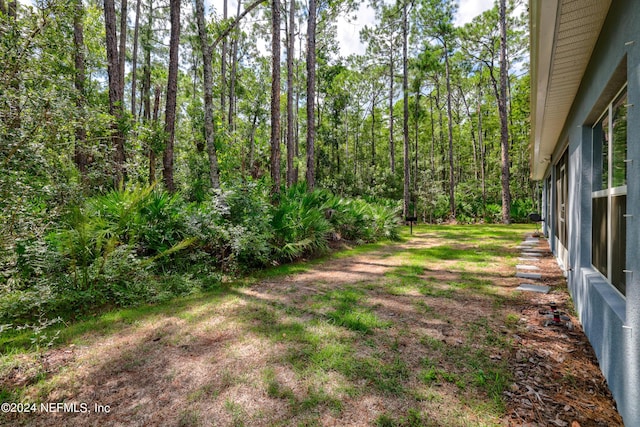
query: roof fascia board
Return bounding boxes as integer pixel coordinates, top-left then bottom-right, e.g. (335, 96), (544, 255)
(530, 0), (560, 179)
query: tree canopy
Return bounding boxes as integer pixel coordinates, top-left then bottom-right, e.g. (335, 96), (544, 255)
(0, 0), (534, 320)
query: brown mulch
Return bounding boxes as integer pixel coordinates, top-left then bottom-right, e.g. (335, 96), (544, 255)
(501, 234), (623, 427)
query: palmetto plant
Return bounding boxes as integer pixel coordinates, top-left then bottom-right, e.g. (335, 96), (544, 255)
(271, 184), (334, 261)
(51, 185), (189, 291)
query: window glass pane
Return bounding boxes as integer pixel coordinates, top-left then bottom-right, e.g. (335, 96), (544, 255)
(612, 90), (627, 187)
(601, 115), (609, 189)
(611, 195), (626, 294)
(592, 123), (605, 191)
(592, 195), (608, 277)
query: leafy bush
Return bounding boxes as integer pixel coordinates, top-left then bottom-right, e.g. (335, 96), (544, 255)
(271, 183), (334, 261)
(484, 203), (502, 223)
(137, 190), (186, 255)
(270, 184), (401, 260)
(510, 198), (535, 223)
(1, 181), (402, 326)
(432, 194), (451, 222)
(368, 200), (402, 240)
(185, 182), (273, 271)
(223, 181), (274, 268)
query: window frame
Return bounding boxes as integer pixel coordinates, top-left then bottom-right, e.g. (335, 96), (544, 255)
(591, 84), (628, 296)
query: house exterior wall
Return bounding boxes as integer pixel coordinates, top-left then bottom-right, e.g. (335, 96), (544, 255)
(542, 2), (640, 424)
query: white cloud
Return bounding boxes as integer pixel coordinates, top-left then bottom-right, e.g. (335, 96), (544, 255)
(454, 0), (495, 27)
(336, 0), (496, 58)
(336, 3), (376, 58)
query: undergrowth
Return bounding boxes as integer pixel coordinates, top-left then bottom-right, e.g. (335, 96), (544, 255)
(0, 181), (401, 335)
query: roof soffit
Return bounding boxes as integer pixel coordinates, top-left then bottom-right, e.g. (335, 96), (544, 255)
(530, 0), (612, 180)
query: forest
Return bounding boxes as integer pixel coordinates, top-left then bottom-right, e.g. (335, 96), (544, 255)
(0, 0), (532, 323)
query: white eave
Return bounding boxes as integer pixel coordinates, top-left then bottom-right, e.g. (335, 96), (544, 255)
(529, 0), (611, 180)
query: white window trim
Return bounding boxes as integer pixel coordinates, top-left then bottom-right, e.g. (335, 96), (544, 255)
(591, 83), (627, 296)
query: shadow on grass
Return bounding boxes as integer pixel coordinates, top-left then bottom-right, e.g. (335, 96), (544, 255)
(1, 224), (538, 425)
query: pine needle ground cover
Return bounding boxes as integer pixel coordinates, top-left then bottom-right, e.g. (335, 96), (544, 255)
(0, 225), (621, 426)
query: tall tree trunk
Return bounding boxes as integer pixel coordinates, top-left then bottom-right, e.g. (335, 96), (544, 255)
(195, 0), (221, 189)
(104, 0), (126, 187)
(344, 110), (349, 172)
(73, 0), (88, 178)
(295, 20), (302, 183)
(119, 0), (127, 94)
(459, 85), (478, 180)
(414, 90), (420, 195)
(195, 0), (266, 188)
(228, 0), (242, 130)
(435, 76), (445, 188)
(149, 85), (161, 184)
(389, 51), (395, 174)
(270, 0), (281, 194)
(477, 81), (486, 211)
(305, 0), (316, 191)
(402, 2), (409, 218)
(443, 39), (455, 219)
(249, 112), (258, 177)
(285, 0), (295, 187)
(429, 94), (435, 180)
(371, 93), (376, 167)
(221, 0), (228, 126)
(131, 0), (141, 118)
(499, 0), (511, 223)
(142, 0), (152, 121)
(163, 0), (180, 193)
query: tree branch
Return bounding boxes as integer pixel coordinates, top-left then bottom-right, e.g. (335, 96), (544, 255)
(210, 0), (267, 50)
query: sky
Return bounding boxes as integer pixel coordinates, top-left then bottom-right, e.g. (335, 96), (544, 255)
(205, 0), (496, 58)
(334, 0), (495, 57)
(16, 0), (497, 59)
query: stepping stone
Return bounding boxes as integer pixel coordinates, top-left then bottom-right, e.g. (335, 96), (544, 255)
(518, 257), (540, 262)
(516, 245), (536, 250)
(516, 283), (550, 294)
(516, 264), (540, 270)
(521, 252), (542, 257)
(516, 272), (542, 280)
(522, 247), (545, 252)
(525, 237), (539, 242)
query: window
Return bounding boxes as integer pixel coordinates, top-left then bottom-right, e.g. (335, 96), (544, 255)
(556, 151), (568, 249)
(592, 86), (627, 295)
(545, 177), (551, 237)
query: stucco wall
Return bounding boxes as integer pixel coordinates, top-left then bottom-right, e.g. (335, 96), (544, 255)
(543, 1), (640, 424)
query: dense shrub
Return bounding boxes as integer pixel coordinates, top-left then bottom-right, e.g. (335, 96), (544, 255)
(0, 181), (402, 324)
(271, 184), (401, 260)
(484, 204), (503, 223)
(271, 184), (334, 261)
(186, 183), (273, 271)
(510, 198), (535, 223)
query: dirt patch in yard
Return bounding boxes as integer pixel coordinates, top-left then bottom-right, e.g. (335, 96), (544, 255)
(1, 226), (623, 426)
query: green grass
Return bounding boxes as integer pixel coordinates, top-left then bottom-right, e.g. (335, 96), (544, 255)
(0, 224), (538, 425)
(255, 236), (403, 281)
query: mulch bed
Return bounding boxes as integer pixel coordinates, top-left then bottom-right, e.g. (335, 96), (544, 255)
(502, 233), (623, 426)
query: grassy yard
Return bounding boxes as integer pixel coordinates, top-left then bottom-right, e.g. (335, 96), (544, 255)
(2, 224), (617, 426)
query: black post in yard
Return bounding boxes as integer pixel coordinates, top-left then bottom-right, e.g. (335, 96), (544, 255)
(405, 216), (417, 235)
